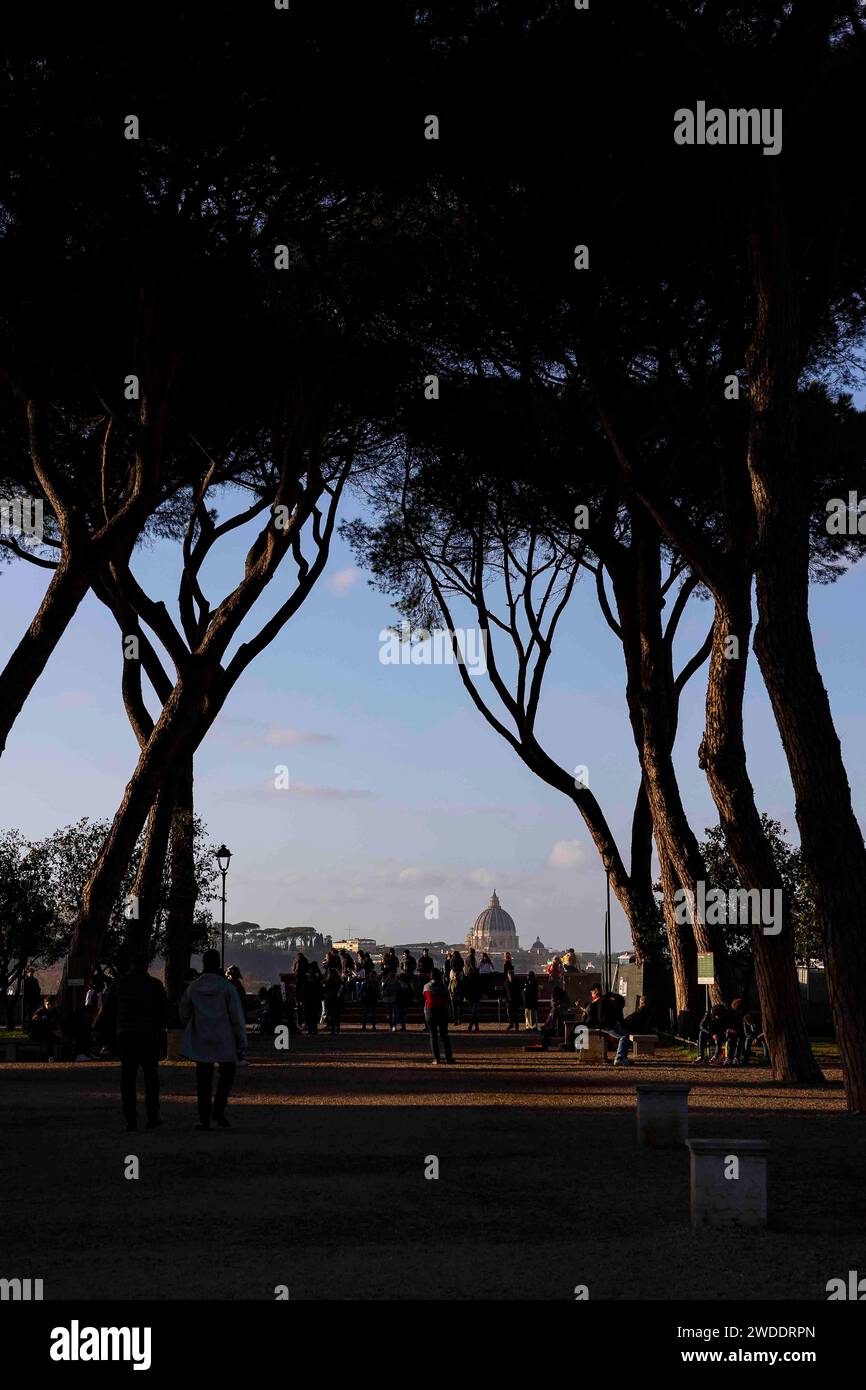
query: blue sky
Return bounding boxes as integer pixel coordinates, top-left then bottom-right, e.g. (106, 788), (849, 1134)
(2, 482), (865, 954)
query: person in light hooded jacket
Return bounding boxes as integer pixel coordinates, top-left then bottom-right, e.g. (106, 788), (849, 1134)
(180, 949), (247, 1130)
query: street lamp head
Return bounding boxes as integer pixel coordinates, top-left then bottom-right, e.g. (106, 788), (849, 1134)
(215, 844), (232, 874)
(601, 848), (614, 873)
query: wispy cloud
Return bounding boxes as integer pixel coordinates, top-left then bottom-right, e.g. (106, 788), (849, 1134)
(263, 726), (337, 747)
(290, 781), (370, 800)
(208, 778), (371, 805)
(327, 565), (361, 596)
(547, 839), (585, 869)
(214, 718), (337, 750)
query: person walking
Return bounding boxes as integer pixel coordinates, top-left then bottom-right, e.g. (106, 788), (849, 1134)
(423, 968), (454, 1065)
(523, 971), (539, 1031)
(100, 953), (168, 1132)
(180, 949), (247, 1130)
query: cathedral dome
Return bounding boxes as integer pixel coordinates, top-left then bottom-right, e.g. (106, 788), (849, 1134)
(468, 889), (519, 954)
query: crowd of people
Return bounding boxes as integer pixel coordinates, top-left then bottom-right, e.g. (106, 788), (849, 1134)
(262, 945), (554, 1041)
(16, 945), (771, 1117)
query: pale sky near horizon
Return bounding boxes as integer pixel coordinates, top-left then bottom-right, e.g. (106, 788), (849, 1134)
(2, 480), (865, 955)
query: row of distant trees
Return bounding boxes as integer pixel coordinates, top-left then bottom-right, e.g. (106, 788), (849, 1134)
(0, 6), (865, 1107)
(222, 925), (330, 952)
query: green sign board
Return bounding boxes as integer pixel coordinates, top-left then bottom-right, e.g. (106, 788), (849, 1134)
(697, 952), (715, 985)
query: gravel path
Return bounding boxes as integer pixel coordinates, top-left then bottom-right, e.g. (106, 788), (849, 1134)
(2, 1032), (862, 1301)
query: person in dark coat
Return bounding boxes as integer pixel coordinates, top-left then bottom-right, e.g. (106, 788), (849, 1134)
(22, 968), (42, 1025)
(360, 972), (380, 1030)
(266, 983), (284, 1031)
(584, 985), (631, 1064)
(504, 972), (523, 1031)
(623, 995), (655, 1034)
(523, 972), (539, 1031)
(463, 965), (484, 1031)
(423, 969), (454, 1065)
(28, 997), (61, 1059)
(540, 984), (570, 1050)
(323, 966), (343, 1035)
(395, 971), (413, 1030)
(694, 1003), (729, 1064)
(303, 963), (324, 1035)
(100, 954), (169, 1131)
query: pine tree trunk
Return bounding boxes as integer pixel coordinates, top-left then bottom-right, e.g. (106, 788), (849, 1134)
(624, 528), (734, 1001)
(164, 760), (197, 1002)
(658, 840), (699, 1018)
(699, 589), (822, 1083)
(61, 677), (214, 1006)
(0, 554), (92, 756)
(747, 199), (866, 1109)
(124, 776), (178, 957)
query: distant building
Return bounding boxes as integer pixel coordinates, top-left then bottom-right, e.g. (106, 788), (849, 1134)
(466, 889), (520, 956)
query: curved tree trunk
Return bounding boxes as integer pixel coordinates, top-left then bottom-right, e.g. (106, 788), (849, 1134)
(123, 775), (179, 957)
(698, 589), (823, 1084)
(0, 554), (92, 756)
(59, 674), (217, 1006)
(617, 532), (734, 1002)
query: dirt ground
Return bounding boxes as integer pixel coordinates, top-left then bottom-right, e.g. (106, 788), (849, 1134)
(2, 1029), (864, 1302)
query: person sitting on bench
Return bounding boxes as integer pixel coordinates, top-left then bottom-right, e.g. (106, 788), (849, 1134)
(694, 1003), (728, 1063)
(585, 986), (631, 1064)
(743, 1009), (769, 1065)
(624, 995), (655, 1034)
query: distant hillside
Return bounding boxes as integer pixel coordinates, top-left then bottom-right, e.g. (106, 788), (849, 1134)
(33, 943), (298, 997)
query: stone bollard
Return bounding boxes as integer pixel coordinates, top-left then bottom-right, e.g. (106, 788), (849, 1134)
(635, 1084), (691, 1148)
(575, 1029), (607, 1062)
(686, 1138), (769, 1229)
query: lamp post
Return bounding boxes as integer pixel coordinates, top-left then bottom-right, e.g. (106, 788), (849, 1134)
(215, 844), (232, 969)
(601, 849), (613, 995)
